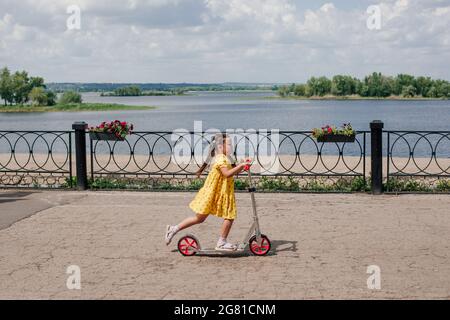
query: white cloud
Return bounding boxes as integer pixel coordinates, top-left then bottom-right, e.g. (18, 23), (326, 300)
(0, 0), (449, 82)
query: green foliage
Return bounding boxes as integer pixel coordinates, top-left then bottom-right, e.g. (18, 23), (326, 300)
(234, 178), (250, 190)
(11, 71), (30, 104)
(277, 72), (450, 99)
(0, 103), (155, 113)
(307, 76), (332, 96)
(59, 90), (82, 104)
(350, 176), (369, 192)
(259, 176), (300, 191)
(102, 86), (186, 97)
(277, 85), (290, 97)
(0, 67), (46, 106)
(436, 179), (450, 192)
(331, 75), (357, 96)
(384, 178), (430, 192)
(312, 123), (355, 139)
(293, 84), (307, 96)
(113, 85), (142, 96)
(363, 72), (394, 97)
(46, 91), (57, 106)
(29, 87), (45, 106)
(401, 85), (416, 98)
(63, 176), (77, 188)
(0, 67), (13, 106)
(63, 175), (449, 193)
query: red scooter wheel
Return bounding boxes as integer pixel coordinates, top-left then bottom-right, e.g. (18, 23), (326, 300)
(178, 235), (199, 256)
(249, 234), (271, 256)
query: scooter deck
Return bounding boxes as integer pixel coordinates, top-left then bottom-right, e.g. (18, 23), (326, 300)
(195, 247), (246, 255)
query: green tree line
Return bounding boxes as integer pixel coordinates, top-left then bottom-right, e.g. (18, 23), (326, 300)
(0, 67), (82, 106)
(277, 73), (450, 99)
(113, 85), (142, 96)
(104, 85), (186, 96)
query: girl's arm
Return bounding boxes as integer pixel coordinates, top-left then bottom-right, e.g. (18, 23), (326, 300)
(220, 163), (246, 178)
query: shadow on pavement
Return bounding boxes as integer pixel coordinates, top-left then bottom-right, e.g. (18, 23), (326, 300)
(0, 191), (38, 204)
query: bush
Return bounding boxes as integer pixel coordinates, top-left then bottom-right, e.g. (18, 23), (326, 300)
(46, 91), (56, 106)
(436, 179), (450, 192)
(59, 90), (82, 104)
(29, 87), (48, 106)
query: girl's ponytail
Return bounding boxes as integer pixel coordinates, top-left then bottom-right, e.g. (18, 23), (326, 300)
(195, 133), (230, 177)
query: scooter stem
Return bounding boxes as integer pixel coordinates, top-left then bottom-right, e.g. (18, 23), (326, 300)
(246, 168), (261, 242)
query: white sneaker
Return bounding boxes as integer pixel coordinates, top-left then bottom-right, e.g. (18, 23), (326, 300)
(215, 241), (237, 251)
(165, 225), (177, 245)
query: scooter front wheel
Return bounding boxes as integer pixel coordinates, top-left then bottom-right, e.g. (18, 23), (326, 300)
(249, 234), (271, 256)
(178, 235), (199, 256)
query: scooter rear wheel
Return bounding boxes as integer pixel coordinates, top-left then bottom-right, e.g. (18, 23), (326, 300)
(249, 234), (271, 256)
(178, 235), (199, 256)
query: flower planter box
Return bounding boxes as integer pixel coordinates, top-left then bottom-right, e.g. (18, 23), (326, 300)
(89, 132), (124, 141)
(316, 134), (356, 143)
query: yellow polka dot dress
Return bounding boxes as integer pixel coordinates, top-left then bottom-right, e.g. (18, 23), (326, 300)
(189, 154), (236, 220)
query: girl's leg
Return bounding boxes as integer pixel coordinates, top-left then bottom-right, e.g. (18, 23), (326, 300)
(220, 219), (234, 239)
(177, 213), (208, 231)
(216, 219), (237, 251)
(165, 213), (208, 245)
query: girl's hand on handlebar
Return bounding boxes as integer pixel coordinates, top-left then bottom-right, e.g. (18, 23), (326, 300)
(239, 158), (253, 164)
(241, 162), (252, 171)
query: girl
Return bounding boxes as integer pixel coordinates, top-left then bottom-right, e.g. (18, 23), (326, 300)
(165, 133), (250, 251)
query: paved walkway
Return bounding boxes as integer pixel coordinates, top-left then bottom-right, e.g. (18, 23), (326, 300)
(0, 189), (449, 299)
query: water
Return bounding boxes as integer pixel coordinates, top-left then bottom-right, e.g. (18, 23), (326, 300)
(0, 92), (449, 157)
(0, 91), (449, 132)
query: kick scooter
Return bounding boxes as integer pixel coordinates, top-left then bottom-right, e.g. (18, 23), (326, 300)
(177, 160), (271, 256)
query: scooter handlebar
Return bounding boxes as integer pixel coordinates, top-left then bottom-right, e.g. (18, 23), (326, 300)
(243, 158), (252, 171)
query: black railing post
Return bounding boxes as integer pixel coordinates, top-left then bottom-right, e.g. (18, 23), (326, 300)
(370, 120), (384, 195)
(72, 121), (88, 190)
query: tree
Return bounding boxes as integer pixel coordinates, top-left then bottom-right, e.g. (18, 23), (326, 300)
(401, 85), (416, 98)
(29, 87), (48, 106)
(0, 67), (13, 106)
(364, 72), (394, 97)
(434, 79), (450, 98)
(46, 91), (57, 106)
(393, 74), (415, 95)
(59, 90), (82, 104)
(293, 84), (306, 96)
(414, 76), (433, 97)
(427, 86), (438, 98)
(277, 85), (290, 97)
(114, 85), (142, 96)
(11, 71), (31, 104)
(331, 75), (357, 96)
(307, 76), (332, 96)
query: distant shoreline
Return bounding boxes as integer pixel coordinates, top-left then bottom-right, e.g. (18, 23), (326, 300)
(100, 91), (186, 97)
(265, 95), (449, 101)
(0, 103), (156, 113)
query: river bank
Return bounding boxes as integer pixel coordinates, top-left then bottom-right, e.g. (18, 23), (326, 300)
(265, 95), (449, 101)
(0, 103), (156, 113)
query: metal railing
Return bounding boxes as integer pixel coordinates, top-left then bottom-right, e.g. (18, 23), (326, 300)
(0, 121), (449, 193)
(0, 131), (73, 188)
(89, 131), (367, 181)
(386, 131), (450, 191)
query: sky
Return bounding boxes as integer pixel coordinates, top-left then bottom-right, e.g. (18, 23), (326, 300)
(0, 0), (449, 83)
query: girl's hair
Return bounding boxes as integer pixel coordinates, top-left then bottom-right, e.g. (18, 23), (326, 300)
(195, 133), (235, 177)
